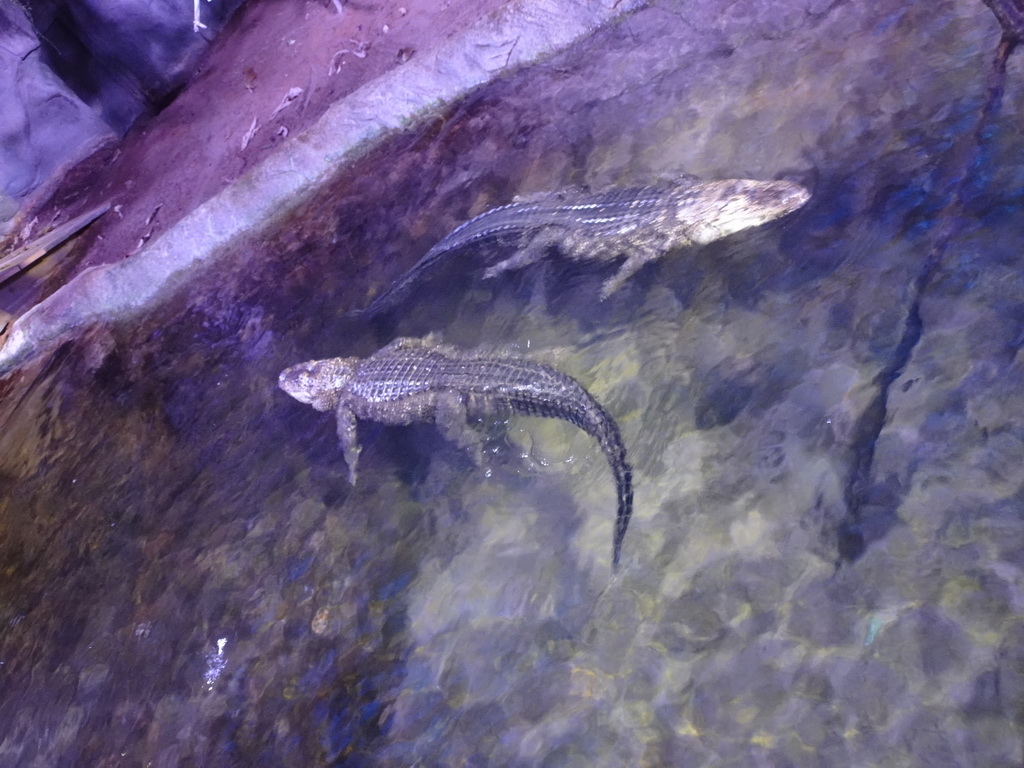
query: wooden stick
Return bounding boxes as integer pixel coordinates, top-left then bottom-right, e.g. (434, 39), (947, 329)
(0, 202), (111, 277)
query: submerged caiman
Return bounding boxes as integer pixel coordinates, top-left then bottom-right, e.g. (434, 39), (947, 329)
(363, 175), (810, 315)
(279, 336), (633, 568)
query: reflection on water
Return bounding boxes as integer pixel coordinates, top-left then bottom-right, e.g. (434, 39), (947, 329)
(3, 0), (1024, 765)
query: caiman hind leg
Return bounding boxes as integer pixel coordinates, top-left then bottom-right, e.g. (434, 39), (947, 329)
(482, 228), (565, 281)
(599, 243), (663, 299)
(434, 390), (485, 467)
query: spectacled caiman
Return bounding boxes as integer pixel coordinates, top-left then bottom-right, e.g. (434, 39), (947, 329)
(362, 176), (810, 315)
(279, 336), (633, 568)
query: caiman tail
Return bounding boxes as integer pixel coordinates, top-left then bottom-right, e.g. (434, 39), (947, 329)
(502, 365), (634, 569)
(358, 203), (522, 318)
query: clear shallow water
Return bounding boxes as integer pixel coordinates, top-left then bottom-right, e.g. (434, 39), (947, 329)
(3, 0), (1024, 765)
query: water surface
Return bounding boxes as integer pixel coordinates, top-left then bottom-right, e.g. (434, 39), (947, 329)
(2, 1), (1023, 765)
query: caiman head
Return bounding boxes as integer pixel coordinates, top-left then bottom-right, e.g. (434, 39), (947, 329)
(681, 178), (810, 244)
(279, 357), (358, 412)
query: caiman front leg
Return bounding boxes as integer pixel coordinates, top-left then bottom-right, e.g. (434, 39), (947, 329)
(334, 405), (362, 485)
(379, 334), (457, 357)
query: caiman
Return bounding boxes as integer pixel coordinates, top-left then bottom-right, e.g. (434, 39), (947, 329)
(279, 336), (633, 568)
(363, 175), (810, 315)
